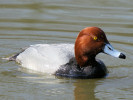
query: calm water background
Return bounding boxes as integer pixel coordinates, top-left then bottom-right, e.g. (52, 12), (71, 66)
(0, 0), (133, 100)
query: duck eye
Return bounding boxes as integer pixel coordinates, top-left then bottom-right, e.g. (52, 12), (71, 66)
(93, 36), (97, 40)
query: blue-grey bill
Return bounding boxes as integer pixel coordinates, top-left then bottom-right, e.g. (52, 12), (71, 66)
(103, 43), (126, 59)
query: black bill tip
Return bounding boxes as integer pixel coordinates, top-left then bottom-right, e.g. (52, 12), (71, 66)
(119, 53), (126, 59)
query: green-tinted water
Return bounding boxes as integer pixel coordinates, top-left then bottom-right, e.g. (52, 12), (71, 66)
(0, 0), (133, 100)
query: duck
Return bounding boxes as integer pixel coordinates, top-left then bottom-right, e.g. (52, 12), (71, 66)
(8, 27), (126, 78)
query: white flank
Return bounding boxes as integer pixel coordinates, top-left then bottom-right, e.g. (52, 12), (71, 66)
(16, 44), (74, 74)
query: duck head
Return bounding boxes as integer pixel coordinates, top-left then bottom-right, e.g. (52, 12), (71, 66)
(75, 27), (126, 67)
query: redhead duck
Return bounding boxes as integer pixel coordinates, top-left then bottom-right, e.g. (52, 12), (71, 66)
(8, 27), (126, 78)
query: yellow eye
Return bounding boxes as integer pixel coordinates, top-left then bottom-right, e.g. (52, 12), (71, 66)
(94, 36), (97, 40)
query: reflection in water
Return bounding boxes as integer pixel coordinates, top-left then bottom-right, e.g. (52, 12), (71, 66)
(0, 0), (133, 100)
(74, 79), (99, 100)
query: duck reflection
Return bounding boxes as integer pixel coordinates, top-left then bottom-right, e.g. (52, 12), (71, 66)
(74, 79), (99, 100)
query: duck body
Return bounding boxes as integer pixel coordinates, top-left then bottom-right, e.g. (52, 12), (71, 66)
(55, 57), (107, 78)
(15, 44), (74, 74)
(8, 27), (126, 78)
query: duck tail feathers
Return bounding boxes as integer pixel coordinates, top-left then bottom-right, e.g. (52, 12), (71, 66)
(2, 48), (26, 61)
(2, 52), (20, 61)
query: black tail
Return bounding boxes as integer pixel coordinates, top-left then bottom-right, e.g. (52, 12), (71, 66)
(2, 48), (26, 61)
(8, 53), (21, 61)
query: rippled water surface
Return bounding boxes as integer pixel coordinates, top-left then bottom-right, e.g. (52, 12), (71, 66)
(0, 0), (133, 100)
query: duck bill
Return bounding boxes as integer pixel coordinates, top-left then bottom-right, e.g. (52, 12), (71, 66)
(103, 43), (126, 59)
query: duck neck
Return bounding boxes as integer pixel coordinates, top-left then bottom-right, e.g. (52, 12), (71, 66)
(86, 56), (97, 66)
(79, 55), (97, 67)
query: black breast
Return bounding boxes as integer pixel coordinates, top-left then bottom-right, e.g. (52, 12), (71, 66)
(55, 57), (108, 79)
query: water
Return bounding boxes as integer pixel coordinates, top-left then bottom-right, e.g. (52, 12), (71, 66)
(0, 0), (133, 100)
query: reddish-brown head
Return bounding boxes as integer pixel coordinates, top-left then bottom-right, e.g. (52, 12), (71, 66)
(75, 27), (126, 67)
